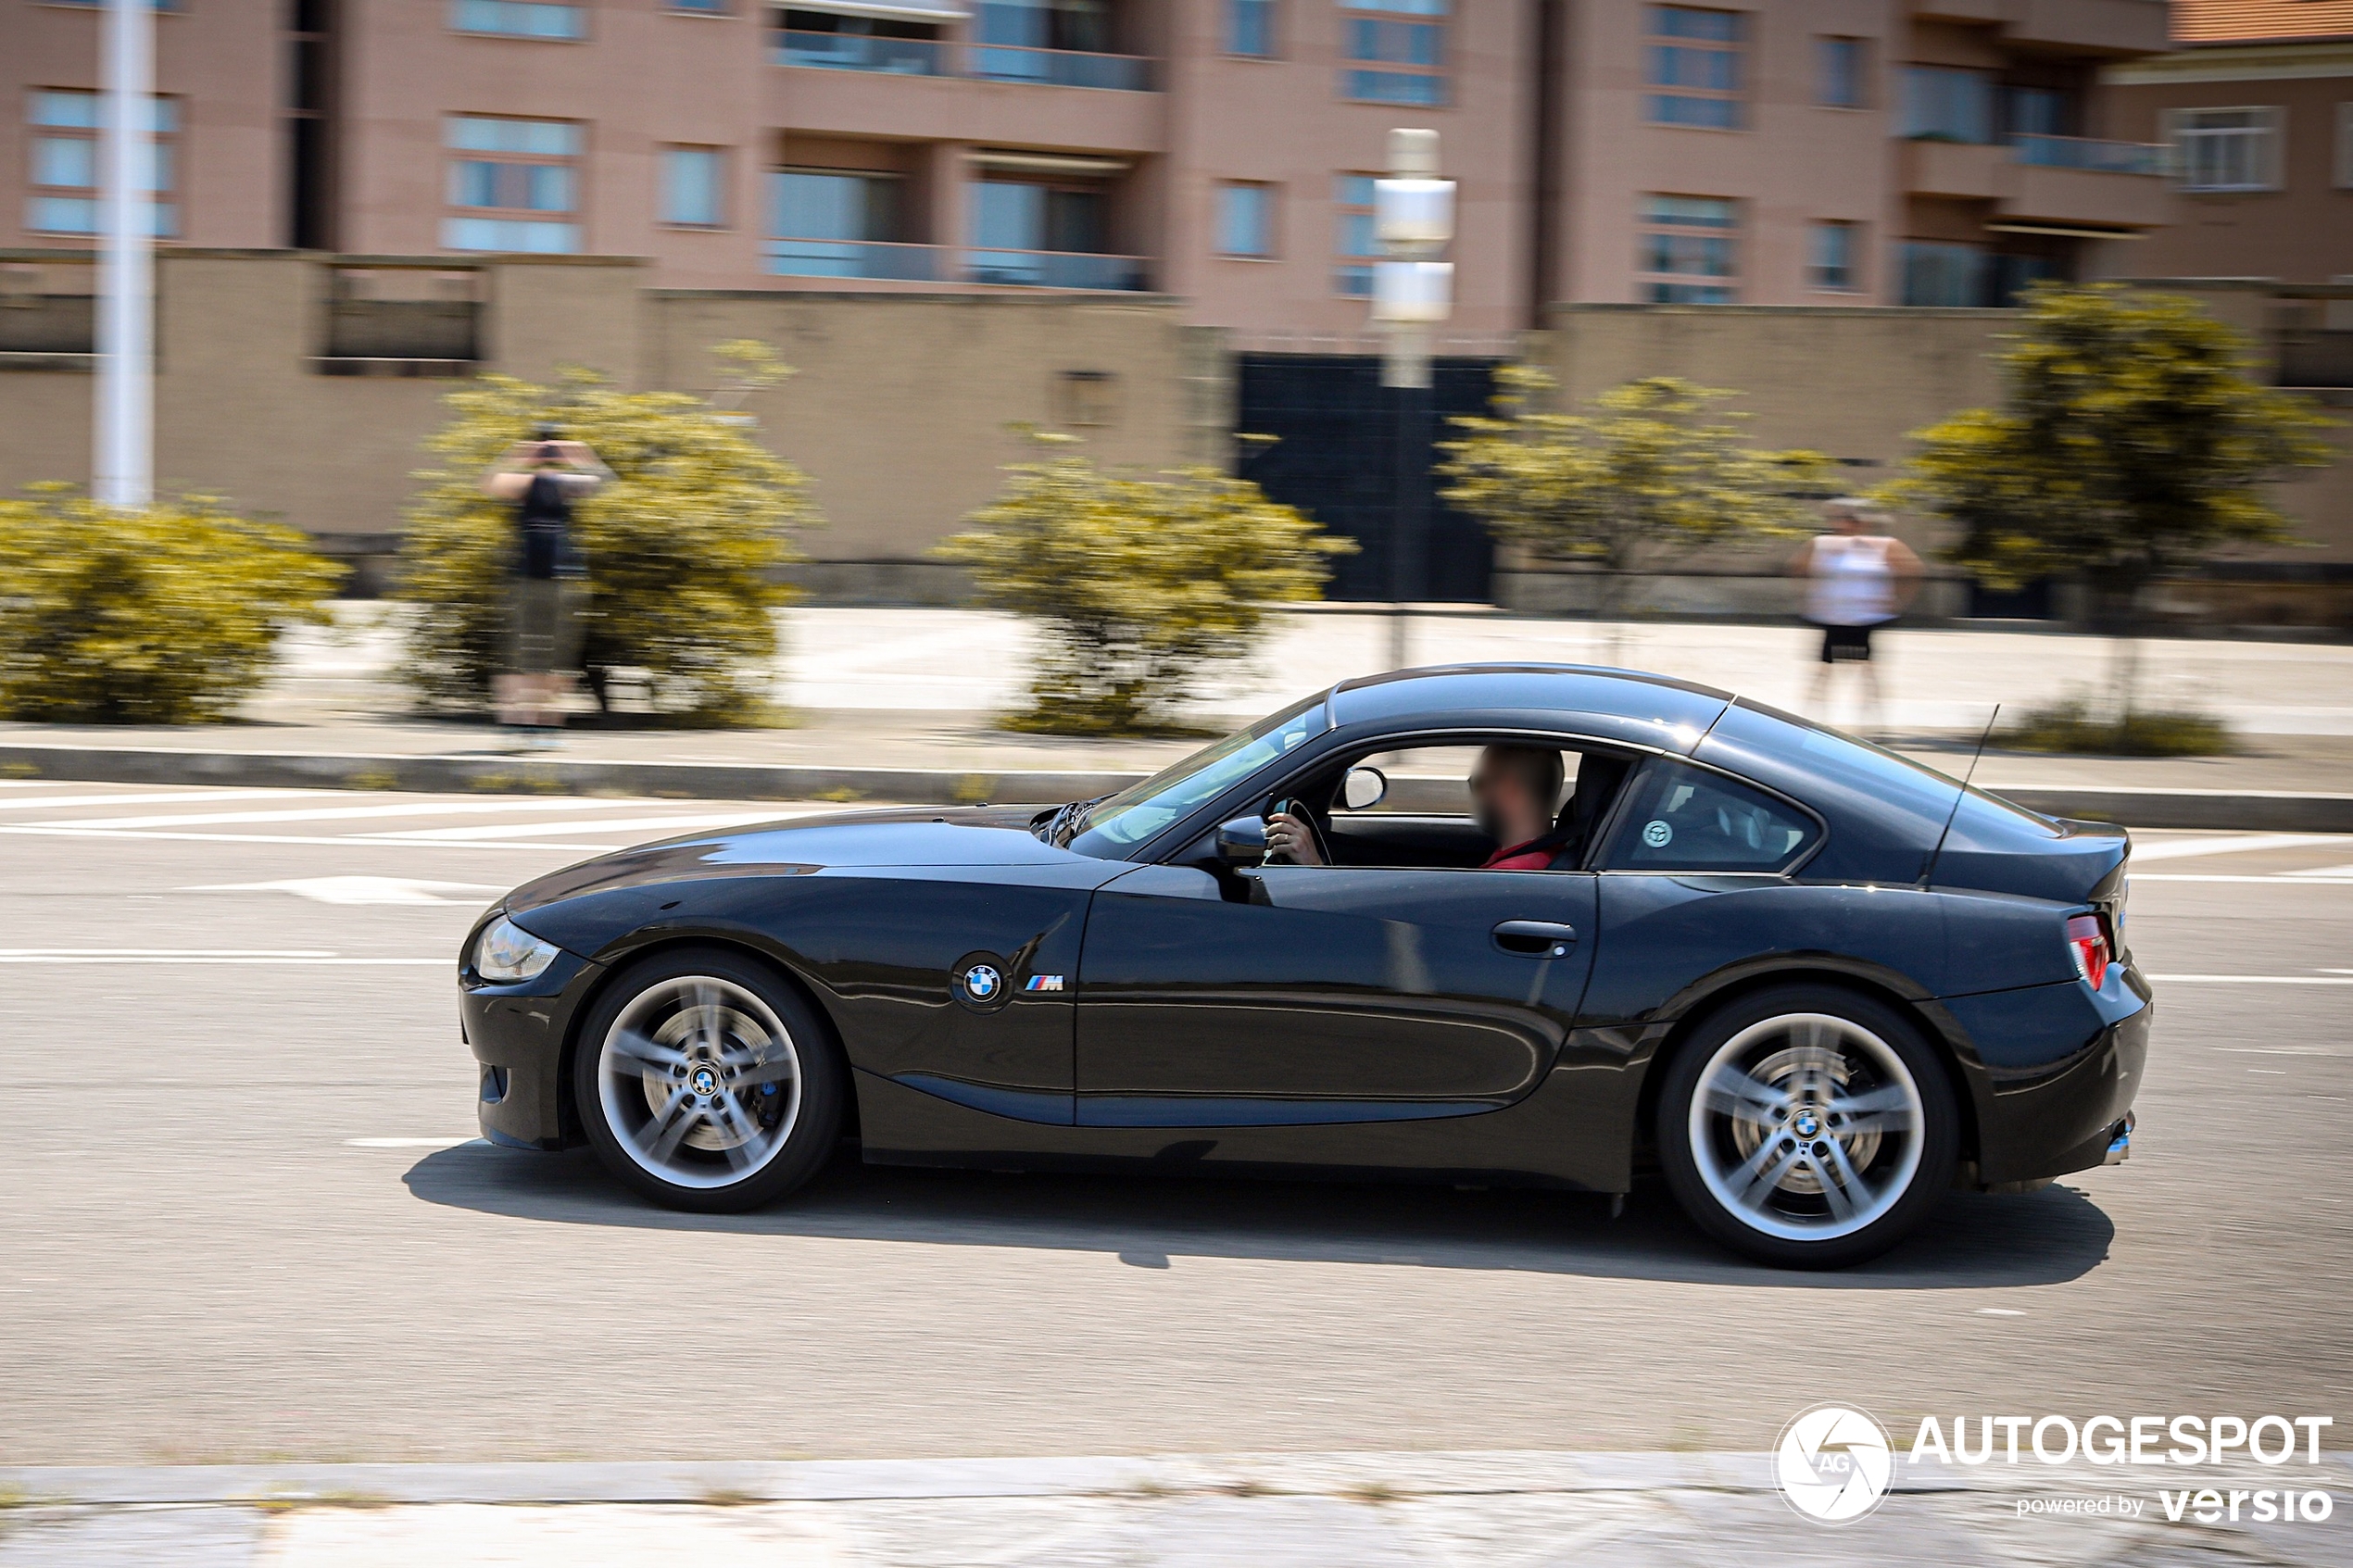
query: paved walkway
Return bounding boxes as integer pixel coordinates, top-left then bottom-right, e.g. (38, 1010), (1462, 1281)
(3, 1452), (2346, 1566)
(6, 605), (2350, 795)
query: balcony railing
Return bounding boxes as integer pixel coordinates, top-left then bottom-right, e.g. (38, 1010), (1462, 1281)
(774, 31), (945, 75)
(2010, 133), (2169, 177)
(771, 31), (1152, 90)
(764, 238), (1148, 290)
(765, 238), (942, 280)
(964, 247), (1147, 289)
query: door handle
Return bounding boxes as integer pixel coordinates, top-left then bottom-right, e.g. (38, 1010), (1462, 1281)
(1493, 920), (1578, 958)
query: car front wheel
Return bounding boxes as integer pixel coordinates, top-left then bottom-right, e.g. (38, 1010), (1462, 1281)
(1657, 985), (1958, 1269)
(573, 947), (845, 1213)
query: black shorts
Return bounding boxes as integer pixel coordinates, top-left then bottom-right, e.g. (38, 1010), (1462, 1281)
(1817, 623), (1874, 663)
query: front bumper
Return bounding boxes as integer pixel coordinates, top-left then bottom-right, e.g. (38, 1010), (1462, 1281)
(461, 948), (601, 1150)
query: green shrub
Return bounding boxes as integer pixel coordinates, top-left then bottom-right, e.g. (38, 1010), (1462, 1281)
(1999, 696), (2233, 758)
(397, 352), (814, 724)
(0, 485), (338, 723)
(935, 439), (1353, 734)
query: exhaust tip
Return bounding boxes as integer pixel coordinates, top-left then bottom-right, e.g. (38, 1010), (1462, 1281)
(2102, 1110), (2135, 1166)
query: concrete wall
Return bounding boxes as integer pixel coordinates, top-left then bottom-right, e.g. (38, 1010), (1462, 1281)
(0, 251), (1200, 596)
(1515, 293), (2353, 622)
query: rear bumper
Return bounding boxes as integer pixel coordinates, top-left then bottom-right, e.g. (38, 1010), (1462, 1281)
(461, 950), (600, 1150)
(1965, 998), (2150, 1186)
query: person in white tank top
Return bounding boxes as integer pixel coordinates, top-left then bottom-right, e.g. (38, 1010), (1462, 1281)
(1790, 498), (1922, 736)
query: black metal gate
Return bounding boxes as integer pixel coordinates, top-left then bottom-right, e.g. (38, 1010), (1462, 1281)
(1235, 354), (1503, 603)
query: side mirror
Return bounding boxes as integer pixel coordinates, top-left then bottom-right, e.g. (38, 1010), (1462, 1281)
(1340, 766), (1389, 811)
(1214, 816), (1269, 865)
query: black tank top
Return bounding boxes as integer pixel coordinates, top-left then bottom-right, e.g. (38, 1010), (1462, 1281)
(517, 471), (572, 581)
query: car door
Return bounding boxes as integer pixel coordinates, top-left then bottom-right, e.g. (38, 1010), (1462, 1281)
(1072, 860), (1598, 1127)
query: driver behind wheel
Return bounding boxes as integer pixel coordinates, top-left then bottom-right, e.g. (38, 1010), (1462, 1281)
(1268, 745), (1564, 869)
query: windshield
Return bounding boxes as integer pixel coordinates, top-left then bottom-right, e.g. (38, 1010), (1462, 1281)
(1068, 694), (1327, 858)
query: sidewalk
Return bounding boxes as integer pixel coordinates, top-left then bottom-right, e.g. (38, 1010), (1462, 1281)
(3, 606), (2349, 827)
(2, 1450), (2345, 1566)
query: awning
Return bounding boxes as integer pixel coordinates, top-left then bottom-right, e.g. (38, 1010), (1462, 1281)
(1985, 222), (2148, 240)
(779, 0), (969, 21)
(969, 150), (1132, 175)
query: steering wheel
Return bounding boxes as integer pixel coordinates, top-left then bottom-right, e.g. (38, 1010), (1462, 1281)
(1266, 797), (1332, 867)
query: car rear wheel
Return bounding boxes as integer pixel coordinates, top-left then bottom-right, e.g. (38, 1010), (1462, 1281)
(573, 947), (845, 1213)
(1657, 985), (1957, 1270)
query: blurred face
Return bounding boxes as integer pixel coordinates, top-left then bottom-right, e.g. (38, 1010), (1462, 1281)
(1829, 508), (1867, 534)
(1468, 747), (1545, 847)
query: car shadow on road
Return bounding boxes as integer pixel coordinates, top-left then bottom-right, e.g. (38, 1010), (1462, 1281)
(402, 1141), (2115, 1289)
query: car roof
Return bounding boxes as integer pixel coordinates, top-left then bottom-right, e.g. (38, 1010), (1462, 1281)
(1327, 664), (1733, 750)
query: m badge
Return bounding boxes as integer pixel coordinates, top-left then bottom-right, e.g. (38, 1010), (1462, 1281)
(1023, 974), (1065, 993)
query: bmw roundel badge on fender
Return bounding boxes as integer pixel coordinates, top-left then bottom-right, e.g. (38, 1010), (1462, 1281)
(952, 953), (1013, 1011)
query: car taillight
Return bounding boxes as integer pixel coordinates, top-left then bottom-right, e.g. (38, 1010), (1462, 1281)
(2066, 913), (2110, 990)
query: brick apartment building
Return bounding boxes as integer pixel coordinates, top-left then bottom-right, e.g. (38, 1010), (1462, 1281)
(2104, 0), (2353, 285)
(6, 0), (2179, 332)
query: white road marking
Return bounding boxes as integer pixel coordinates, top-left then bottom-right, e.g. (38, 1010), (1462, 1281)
(345, 1137), (479, 1149)
(0, 826), (634, 850)
(367, 811), (792, 842)
(2148, 974), (2353, 985)
(0, 789), (319, 813)
(2129, 834), (2353, 862)
(187, 877), (505, 906)
(2131, 874), (2353, 885)
(1976, 1309), (2026, 1316)
(0, 948), (447, 965)
(2288, 864), (2353, 879)
(35, 798), (661, 830)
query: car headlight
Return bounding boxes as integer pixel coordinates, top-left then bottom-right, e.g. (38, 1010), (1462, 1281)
(473, 913), (560, 982)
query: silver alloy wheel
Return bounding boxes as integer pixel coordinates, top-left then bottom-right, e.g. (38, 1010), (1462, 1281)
(1687, 1011), (1925, 1244)
(596, 974), (802, 1190)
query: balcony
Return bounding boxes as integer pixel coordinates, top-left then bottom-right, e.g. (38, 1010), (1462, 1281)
(1904, 134), (2172, 232)
(763, 238), (1149, 290)
(772, 31), (1152, 91)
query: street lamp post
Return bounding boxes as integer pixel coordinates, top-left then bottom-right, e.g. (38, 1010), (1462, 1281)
(95, 0), (155, 509)
(1370, 128), (1453, 671)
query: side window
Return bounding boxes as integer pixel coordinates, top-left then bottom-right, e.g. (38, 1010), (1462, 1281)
(1601, 760), (1818, 872)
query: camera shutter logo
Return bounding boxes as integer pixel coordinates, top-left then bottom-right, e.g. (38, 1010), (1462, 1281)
(1773, 1403), (1894, 1524)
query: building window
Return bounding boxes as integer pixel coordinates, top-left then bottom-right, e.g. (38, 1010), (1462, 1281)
(2007, 85), (2068, 138)
(444, 115), (581, 252)
(1899, 241), (1987, 307)
(670, 0), (731, 10)
(25, 90), (179, 237)
(1217, 182), (1276, 257)
(1816, 36), (1865, 109)
(2339, 103), (2353, 188)
(1646, 6), (1743, 130)
(1227, 0), (1276, 56)
(1637, 194), (1736, 303)
(1333, 172), (1377, 295)
(767, 167), (916, 276)
(1339, 0), (1446, 107)
(1808, 220), (1858, 292)
(2167, 107), (2283, 192)
(1900, 65), (1995, 143)
(661, 146), (726, 227)
(449, 0), (586, 38)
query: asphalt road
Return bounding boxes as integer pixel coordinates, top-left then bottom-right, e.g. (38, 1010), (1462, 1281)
(1, 783), (2347, 1465)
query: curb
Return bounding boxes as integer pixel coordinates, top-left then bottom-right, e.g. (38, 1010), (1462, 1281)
(3, 742), (2350, 832)
(3, 1451), (2342, 1507)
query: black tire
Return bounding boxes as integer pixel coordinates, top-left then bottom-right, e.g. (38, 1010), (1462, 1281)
(1655, 984), (1958, 1270)
(573, 947), (847, 1213)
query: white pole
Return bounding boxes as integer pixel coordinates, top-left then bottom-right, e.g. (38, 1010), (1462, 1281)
(94, 0), (154, 508)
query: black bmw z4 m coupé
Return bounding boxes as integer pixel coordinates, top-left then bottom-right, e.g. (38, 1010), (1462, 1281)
(460, 666), (2147, 1268)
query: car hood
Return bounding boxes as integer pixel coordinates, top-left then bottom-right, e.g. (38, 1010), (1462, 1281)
(503, 804), (1073, 912)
